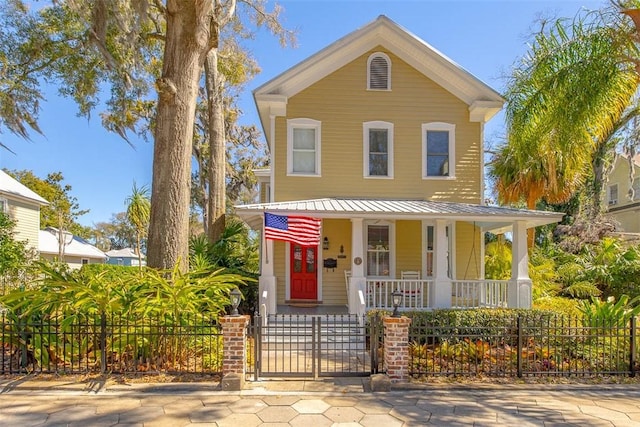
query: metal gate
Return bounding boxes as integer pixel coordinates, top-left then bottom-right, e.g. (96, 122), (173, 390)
(247, 313), (382, 379)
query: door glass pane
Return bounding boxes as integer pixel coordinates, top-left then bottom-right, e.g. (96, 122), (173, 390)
(306, 247), (315, 273)
(293, 246), (302, 273)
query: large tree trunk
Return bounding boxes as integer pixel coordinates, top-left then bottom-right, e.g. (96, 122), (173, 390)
(205, 47), (226, 243)
(147, 1), (213, 270)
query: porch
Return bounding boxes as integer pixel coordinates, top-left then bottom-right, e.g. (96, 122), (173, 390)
(235, 198), (564, 317)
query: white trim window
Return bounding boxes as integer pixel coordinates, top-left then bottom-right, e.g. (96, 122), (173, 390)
(0, 198), (7, 214)
(608, 184), (618, 205)
(422, 122), (455, 178)
(365, 222), (395, 278)
(287, 118), (321, 176)
(632, 177), (640, 201)
(367, 52), (391, 90)
(363, 121), (393, 178)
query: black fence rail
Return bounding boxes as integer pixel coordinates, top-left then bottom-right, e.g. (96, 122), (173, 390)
(0, 311), (223, 375)
(408, 312), (639, 378)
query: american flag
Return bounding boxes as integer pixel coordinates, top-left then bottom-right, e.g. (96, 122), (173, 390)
(264, 213), (321, 246)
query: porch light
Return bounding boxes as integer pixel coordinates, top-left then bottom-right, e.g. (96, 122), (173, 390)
(323, 236), (330, 250)
(230, 288), (242, 316)
(391, 289), (402, 317)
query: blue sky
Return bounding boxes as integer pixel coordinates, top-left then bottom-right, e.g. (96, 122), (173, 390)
(0, 0), (605, 227)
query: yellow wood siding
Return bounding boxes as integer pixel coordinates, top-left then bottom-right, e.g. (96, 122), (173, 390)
(273, 47), (482, 204)
(7, 198), (40, 252)
(455, 222), (481, 279)
(396, 220), (422, 274)
(319, 219), (350, 305)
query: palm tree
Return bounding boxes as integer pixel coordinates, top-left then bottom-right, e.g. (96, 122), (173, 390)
(125, 183), (151, 271)
(491, 6), (640, 247)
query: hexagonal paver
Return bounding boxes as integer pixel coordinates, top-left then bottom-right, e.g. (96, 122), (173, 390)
(227, 398), (268, 413)
(202, 395), (242, 405)
(261, 395), (301, 406)
(189, 405), (233, 423)
(355, 398), (394, 415)
(292, 399), (331, 414)
(257, 405), (298, 423)
(119, 405), (166, 424)
(289, 413), (333, 427)
(323, 406), (364, 423)
(216, 412), (263, 427)
(360, 413), (404, 427)
(324, 396), (359, 407)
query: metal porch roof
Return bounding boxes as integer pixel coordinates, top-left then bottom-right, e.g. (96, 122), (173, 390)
(234, 198), (564, 232)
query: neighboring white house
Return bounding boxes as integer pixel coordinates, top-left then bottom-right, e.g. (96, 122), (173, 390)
(39, 227), (107, 269)
(0, 169), (49, 252)
(606, 154), (640, 233)
(106, 248), (146, 267)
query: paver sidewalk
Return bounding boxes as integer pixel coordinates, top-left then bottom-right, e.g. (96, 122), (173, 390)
(2, 378), (640, 426)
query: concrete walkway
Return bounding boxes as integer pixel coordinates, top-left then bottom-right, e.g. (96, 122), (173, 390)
(1, 377), (640, 426)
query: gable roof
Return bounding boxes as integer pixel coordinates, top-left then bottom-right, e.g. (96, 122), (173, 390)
(39, 228), (107, 260)
(0, 169), (49, 206)
(106, 248), (145, 259)
(254, 15), (504, 146)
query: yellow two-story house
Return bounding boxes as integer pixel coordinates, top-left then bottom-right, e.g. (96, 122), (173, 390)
(236, 16), (563, 316)
(606, 154), (640, 233)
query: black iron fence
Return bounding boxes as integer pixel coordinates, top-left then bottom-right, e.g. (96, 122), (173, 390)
(0, 311), (223, 375)
(408, 312), (639, 378)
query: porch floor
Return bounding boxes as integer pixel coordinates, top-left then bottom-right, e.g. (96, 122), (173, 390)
(276, 304), (348, 315)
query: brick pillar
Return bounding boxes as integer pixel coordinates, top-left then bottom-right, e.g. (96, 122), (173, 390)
(383, 316), (411, 382)
(220, 315), (250, 390)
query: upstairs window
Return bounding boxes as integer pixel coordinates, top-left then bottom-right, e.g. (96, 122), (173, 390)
(609, 184), (618, 205)
(287, 118), (321, 176)
(633, 177), (640, 201)
(0, 198), (6, 214)
(422, 122), (455, 178)
(363, 121), (393, 178)
(367, 52), (391, 90)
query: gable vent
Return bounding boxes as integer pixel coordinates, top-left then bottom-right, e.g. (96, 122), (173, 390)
(369, 56), (389, 90)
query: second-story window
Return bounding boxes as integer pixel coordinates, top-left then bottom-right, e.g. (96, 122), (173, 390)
(609, 184), (618, 205)
(287, 118), (321, 176)
(363, 121), (393, 178)
(367, 52), (391, 90)
(422, 122), (455, 178)
(633, 177), (640, 201)
(0, 198), (6, 214)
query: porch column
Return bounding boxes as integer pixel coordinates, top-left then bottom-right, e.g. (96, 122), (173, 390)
(509, 220), (532, 309)
(350, 218), (366, 316)
(259, 231), (277, 316)
(433, 219), (451, 308)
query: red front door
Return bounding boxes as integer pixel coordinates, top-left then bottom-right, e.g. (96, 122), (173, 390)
(290, 244), (318, 300)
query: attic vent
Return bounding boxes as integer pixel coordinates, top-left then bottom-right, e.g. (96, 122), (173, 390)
(368, 53), (390, 90)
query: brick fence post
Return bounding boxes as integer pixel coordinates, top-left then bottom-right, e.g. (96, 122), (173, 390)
(220, 315), (250, 390)
(383, 316), (411, 383)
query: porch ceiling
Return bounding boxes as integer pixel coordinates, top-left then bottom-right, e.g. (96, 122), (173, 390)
(234, 198), (564, 231)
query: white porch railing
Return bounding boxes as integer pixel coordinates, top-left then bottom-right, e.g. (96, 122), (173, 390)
(365, 279), (431, 310)
(364, 279), (510, 310)
(451, 280), (509, 308)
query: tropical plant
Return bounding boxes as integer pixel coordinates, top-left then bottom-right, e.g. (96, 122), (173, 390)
(490, 5), (640, 242)
(124, 182), (151, 270)
(579, 294), (640, 331)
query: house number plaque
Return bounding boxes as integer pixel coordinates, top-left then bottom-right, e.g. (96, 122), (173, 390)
(354, 257), (362, 265)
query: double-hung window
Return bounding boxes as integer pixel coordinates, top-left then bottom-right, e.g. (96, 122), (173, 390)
(0, 198), (6, 214)
(363, 121), (393, 178)
(422, 122), (455, 178)
(287, 118), (321, 176)
(608, 184), (618, 205)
